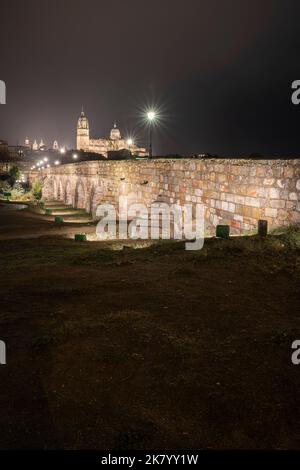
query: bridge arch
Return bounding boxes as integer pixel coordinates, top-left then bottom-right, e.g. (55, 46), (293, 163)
(42, 177), (55, 200)
(74, 179), (86, 209)
(56, 179), (64, 201)
(53, 178), (58, 200)
(64, 180), (73, 206)
(90, 184), (105, 218)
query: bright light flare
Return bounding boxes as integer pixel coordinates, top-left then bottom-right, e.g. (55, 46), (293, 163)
(147, 111), (156, 121)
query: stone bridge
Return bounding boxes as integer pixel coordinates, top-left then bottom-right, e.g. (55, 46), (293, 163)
(29, 158), (300, 233)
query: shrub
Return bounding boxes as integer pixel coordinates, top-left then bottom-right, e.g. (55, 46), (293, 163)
(18, 192), (34, 202)
(8, 165), (20, 184)
(10, 182), (25, 200)
(32, 180), (43, 200)
(0, 180), (12, 192)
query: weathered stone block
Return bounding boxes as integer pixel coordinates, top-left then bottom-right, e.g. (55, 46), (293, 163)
(265, 207), (277, 218)
(283, 167), (294, 178)
(245, 196), (260, 207)
(269, 188), (280, 199)
(270, 200), (286, 209)
(289, 192), (298, 201)
(256, 167), (267, 177)
(263, 178), (275, 186)
(234, 214), (243, 222)
(221, 201), (229, 211)
(228, 203), (235, 213)
(277, 179), (285, 188)
(195, 188), (203, 196)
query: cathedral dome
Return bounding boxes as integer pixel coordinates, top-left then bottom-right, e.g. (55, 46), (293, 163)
(110, 123), (121, 140)
(77, 110), (89, 129)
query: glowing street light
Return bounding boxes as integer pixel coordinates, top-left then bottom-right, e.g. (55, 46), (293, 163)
(147, 111), (156, 121)
(43, 157), (48, 162)
(146, 110), (156, 158)
(54, 160), (60, 165)
(126, 138), (134, 154)
(60, 147), (66, 154)
(73, 153), (78, 159)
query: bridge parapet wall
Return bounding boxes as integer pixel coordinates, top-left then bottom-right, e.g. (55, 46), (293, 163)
(29, 158), (300, 233)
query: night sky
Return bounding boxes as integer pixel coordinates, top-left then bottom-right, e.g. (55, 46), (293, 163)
(1, 0), (300, 156)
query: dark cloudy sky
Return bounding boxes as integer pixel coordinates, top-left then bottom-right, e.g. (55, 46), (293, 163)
(1, 0), (300, 155)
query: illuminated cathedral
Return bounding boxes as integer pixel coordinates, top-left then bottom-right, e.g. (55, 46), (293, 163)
(76, 109), (147, 158)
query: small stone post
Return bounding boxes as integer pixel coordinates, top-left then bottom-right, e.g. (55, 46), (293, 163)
(258, 219), (268, 237)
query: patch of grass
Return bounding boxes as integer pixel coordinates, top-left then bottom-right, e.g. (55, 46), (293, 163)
(35, 286), (88, 297)
(173, 267), (196, 277)
(103, 309), (148, 325)
(114, 430), (147, 450)
(97, 350), (131, 364)
(271, 331), (297, 346)
(113, 423), (156, 451)
(32, 334), (60, 350)
(70, 248), (116, 265)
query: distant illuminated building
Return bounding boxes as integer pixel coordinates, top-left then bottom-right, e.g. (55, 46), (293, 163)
(76, 109), (147, 158)
(30, 138), (47, 151)
(39, 139), (46, 151)
(53, 140), (59, 151)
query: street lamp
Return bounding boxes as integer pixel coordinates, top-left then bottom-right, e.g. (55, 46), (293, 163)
(147, 111), (156, 121)
(126, 138), (134, 154)
(147, 111), (156, 158)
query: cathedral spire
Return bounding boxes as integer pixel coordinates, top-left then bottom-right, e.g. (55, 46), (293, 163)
(110, 123), (121, 141)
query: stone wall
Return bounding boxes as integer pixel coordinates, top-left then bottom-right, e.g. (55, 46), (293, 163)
(29, 158), (300, 233)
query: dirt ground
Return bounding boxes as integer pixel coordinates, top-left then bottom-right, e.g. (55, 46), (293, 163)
(0, 203), (96, 240)
(0, 204), (300, 449)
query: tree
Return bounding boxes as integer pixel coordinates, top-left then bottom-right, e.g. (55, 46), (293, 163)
(32, 180), (43, 200)
(8, 165), (20, 184)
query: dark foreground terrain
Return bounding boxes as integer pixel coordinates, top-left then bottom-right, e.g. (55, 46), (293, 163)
(0, 207), (300, 449)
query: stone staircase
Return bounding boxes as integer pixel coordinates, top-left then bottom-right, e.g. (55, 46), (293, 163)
(43, 200), (94, 224)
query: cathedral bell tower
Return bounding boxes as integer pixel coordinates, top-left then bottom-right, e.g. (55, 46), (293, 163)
(77, 108), (90, 151)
